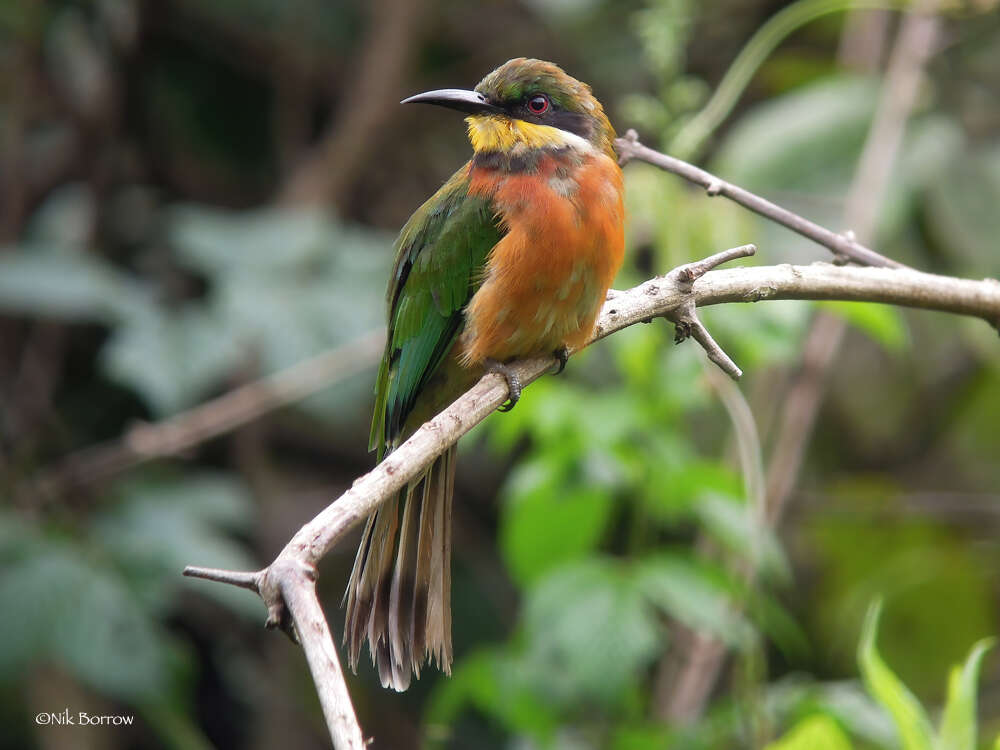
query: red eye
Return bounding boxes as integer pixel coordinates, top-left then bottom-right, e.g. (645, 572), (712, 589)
(527, 95), (549, 114)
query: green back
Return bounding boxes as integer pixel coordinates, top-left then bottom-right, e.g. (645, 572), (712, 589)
(369, 165), (503, 458)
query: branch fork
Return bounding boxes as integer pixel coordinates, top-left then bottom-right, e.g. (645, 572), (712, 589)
(185, 558), (365, 748)
(661, 244), (757, 380)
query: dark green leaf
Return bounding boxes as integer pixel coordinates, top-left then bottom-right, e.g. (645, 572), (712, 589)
(521, 559), (663, 707)
(636, 553), (754, 648)
(0, 544), (174, 700)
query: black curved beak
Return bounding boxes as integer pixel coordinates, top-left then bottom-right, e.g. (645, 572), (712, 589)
(401, 88), (502, 115)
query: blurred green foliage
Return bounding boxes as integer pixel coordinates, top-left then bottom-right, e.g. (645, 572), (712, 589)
(0, 473), (256, 746)
(1, 195), (390, 417)
(2, 0), (1000, 749)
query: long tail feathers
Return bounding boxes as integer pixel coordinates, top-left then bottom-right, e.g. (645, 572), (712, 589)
(344, 446), (456, 691)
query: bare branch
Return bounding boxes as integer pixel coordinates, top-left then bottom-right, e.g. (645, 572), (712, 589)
(268, 559), (367, 750)
(673, 310), (743, 380)
(183, 566), (262, 592)
(675, 244), (758, 281)
(184, 562), (368, 748)
(614, 130), (905, 270)
(662, 245), (757, 380)
(22, 330), (385, 504)
(185, 250), (1000, 746)
(282, 259), (1000, 570)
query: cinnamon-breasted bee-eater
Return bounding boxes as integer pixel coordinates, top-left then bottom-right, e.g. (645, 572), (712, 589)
(344, 58), (625, 690)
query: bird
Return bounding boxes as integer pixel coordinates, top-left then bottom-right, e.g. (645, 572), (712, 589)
(343, 58), (625, 691)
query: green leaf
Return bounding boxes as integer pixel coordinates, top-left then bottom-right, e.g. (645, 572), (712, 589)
(425, 647), (560, 742)
(611, 723), (673, 750)
(100, 302), (244, 416)
(24, 183), (95, 248)
(818, 301), (908, 352)
(766, 678), (899, 748)
(701, 300), (811, 369)
(54, 562), (176, 701)
(94, 473), (260, 618)
(925, 143), (1000, 273)
(711, 74), (884, 267)
(694, 492), (790, 581)
(857, 600), (934, 750)
(809, 504), (996, 693)
(765, 714), (853, 750)
(714, 75), (878, 192)
(102, 211), (388, 415)
(937, 638), (995, 750)
(0, 249), (150, 323)
(0, 511), (41, 560)
(880, 116), (964, 242)
(168, 206), (334, 274)
(751, 593), (812, 663)
(520, 559), (663, 707)
(499, 460), (614, 588)
(635, 553), (754, 648)
(0, 543), (175, 700)
(483, 377), (562, 451)
(669, 0), (905, 160)
(641, 456), (740, 521)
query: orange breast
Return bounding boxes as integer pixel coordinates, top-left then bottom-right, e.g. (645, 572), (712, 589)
(459, 151), (625, 365)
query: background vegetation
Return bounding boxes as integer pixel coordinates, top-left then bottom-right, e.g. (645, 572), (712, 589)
(2, 0), (999, 748)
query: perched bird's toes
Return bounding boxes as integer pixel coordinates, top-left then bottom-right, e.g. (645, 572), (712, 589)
(552, 346), (570, 375)
(485, 359), (522, 412)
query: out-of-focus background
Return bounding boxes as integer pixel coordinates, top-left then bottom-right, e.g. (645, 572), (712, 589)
(2, 1), (1000, 748)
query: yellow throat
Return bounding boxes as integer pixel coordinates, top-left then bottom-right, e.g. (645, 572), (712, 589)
(465, 115), (591, 154)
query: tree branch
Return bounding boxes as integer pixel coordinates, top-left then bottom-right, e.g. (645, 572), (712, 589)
(272, 260), (1000, 567)
(615, 130), (905, 270)
(20, 330), (385, 505)
(184, 250), (1000, 747)
(266, 559), (366, 750)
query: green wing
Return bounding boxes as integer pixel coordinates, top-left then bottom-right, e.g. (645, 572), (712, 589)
(370, 165), (502, 459)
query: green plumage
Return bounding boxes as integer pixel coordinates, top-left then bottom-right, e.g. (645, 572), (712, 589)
(348, 165), (502, 690)
(348, 56), (617, 691)
(369, 166), (503, 459)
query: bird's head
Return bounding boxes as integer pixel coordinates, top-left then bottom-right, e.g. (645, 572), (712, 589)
(402, 58), (615, 159)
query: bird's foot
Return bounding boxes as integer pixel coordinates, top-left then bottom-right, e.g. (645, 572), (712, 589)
(552, 346), (570, 375)
(485, 359), (521, 412)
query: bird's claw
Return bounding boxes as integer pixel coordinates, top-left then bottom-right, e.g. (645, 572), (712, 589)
(485, 359), (522, 412)
(552, 346), (570, 375)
